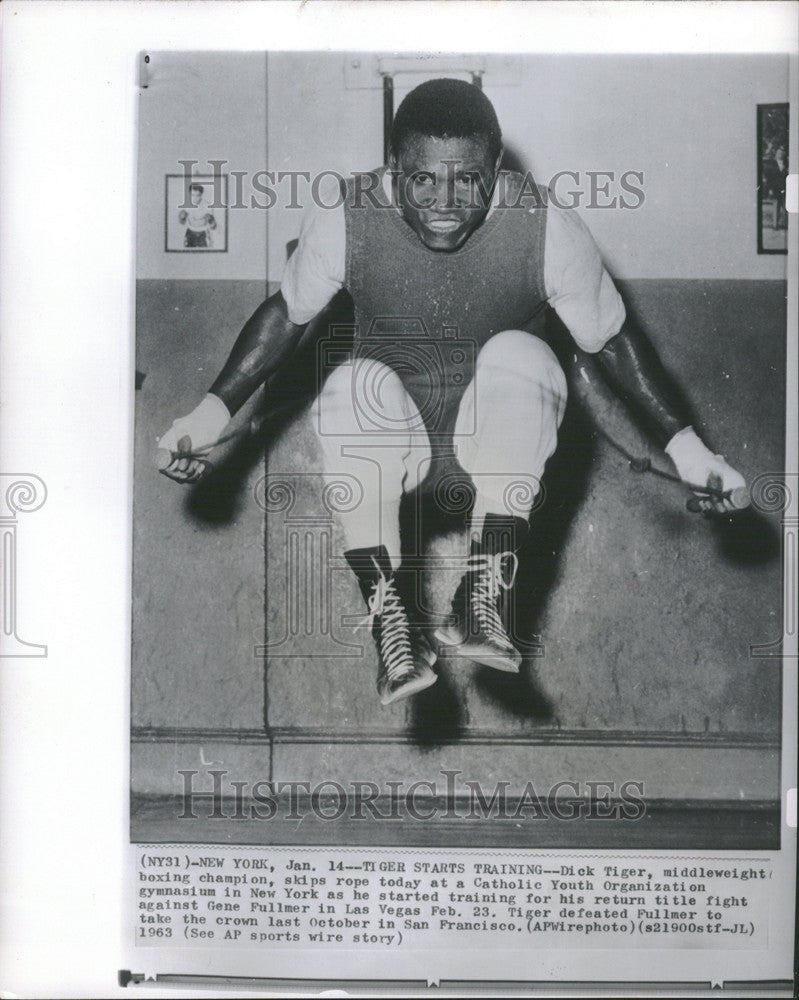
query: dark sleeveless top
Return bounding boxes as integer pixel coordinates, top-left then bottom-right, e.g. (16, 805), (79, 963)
(343, 168), (548, 443)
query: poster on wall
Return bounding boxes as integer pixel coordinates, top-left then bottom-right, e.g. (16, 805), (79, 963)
(165, 172), (229, 252)
(758, 103), (789, 254)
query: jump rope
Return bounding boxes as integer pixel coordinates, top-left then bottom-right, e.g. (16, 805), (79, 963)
(157, 411), (750, 516)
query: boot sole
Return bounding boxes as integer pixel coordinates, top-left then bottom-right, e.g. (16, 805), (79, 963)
(434, 627), (521, 673)
(379, 664), (437, 706)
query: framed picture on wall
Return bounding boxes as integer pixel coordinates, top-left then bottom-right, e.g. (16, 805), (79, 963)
(757, 103), (789, 254)
(164, 172), (228, 252)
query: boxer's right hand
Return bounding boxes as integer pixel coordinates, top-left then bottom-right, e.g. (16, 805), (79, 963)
(156, 393), (231, 484)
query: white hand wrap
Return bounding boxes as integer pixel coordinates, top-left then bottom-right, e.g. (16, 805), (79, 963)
(665, 426), (745, 494)
(157, 393), (231, 456)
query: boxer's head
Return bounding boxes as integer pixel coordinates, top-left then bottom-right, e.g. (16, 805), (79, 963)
(389, 78), (503, 252)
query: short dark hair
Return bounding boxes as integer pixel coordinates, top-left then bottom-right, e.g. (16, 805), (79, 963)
(390, 78), (502, 163)
(189, 183), (204, 194)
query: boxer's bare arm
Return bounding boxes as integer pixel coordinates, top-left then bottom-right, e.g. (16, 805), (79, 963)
(594, 320), (692, 449)
(209, 289), (308, 415)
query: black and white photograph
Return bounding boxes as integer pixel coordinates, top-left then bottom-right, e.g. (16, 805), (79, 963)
(1, 4), (796, 996)
(133, 50), (788, 851)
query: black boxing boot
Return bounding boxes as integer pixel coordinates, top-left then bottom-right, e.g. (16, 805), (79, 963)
(346, 546), (437, 705)
(435, 514), (527, 672)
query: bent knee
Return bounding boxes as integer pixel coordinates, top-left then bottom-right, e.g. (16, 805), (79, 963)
(320, 358), (405, 402)
(479, 329), (562, 375)
(317, 358), (415, 430)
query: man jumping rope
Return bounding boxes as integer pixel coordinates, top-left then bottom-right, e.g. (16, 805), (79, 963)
(157, 79), (746, 707)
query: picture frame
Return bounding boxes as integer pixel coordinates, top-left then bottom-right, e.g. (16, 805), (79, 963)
(757, 102), (789, 254)
(164, 172), (228, 253)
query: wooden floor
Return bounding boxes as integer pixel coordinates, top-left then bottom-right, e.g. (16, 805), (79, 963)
(131, 794), (780, 849)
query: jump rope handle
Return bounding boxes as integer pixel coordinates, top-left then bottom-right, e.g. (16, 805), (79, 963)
(155, 417), (265, 473)
(686, 485), (750, 514)
(627, 457), (750, 515)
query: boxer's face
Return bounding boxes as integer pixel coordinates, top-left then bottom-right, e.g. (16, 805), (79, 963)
(391, 133), (501, 252)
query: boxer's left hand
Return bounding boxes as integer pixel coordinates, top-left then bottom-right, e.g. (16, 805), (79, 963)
(665, 426), (746, 515)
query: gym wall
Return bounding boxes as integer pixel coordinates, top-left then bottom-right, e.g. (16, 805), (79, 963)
(132, 51), (787, 840)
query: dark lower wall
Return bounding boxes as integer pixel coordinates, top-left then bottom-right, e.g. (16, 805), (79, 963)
(132, 278), (785, 801)
(133, 280), (269, 730)
(535, 278), (787, 735)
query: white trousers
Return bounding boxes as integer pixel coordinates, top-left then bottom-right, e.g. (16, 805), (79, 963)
(312, 330), (567, 564)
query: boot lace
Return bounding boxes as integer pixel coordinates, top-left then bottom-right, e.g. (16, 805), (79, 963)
(359, 566), (414, 683)
(469, 551), (519, 647)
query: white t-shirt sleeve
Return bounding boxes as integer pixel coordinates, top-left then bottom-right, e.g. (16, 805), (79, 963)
(280, 176), (346, 325)
(544, 204), (626, 353)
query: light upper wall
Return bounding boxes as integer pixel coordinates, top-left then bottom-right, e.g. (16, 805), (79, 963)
(490, 53), (790, 281)
(137, 51), (268, 281)
(267, 51), (790, 283)
(137, 51), (790, 283)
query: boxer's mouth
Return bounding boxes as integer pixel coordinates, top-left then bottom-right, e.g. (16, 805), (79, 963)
(425, 219), (461, 233)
